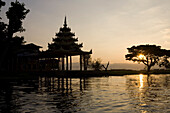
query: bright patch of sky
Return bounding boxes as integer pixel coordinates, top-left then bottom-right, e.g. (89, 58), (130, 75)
(1, 0), (170, 63)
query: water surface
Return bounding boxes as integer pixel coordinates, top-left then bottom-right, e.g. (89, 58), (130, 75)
(0, 74), (169, 113)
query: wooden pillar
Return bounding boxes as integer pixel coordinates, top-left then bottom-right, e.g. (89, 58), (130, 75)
(83, 55), (87, 71)
(66, 55), (68, 71)
(70, 56), (72, 70)
(80, 55), (82, 71)
(62, 56), (65, 71)
(85, 55), (88, 70)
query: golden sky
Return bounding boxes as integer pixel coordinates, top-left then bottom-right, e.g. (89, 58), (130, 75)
(1, 0), (170, 63)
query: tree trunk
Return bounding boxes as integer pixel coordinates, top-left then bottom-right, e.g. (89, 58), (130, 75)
(147, 66), (151, 74)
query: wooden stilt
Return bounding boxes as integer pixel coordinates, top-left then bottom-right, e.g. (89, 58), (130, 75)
(80, 55), (82, 71)
(83, 55), (87, 71)
(62, 56), (65, 71)
(70, 56), (72, 70)
(66, 55), (68, 71)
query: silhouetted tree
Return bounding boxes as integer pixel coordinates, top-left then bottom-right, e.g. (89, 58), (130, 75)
(0, 0), (6, 39)
(89, 58), (102, 71)
(125, 45), (166, 73)
(159, 56), (170, 69)
(0, 0), (5, 12)
(0, 0), (29, 41)
(10, 36), (25, 52)
(102, 62), (109, 71)
(0, 0), (29, 71)
(0, 22), (7, 39)
(6, 1), (30, 39)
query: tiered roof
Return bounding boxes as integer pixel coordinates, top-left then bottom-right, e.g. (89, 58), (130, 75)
(48, 17), (83, 52)
(41, 17), (92, 58)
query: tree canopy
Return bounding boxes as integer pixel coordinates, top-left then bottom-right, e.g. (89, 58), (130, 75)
(159, 56), (170, 69)
(0, 0), (29, 70)
(89, 58), (103, 71)
(0, 0), (29, 39)
(125, 45), (170, 72)
(6, 1), (30, 38)
(0, 0), (5, 12)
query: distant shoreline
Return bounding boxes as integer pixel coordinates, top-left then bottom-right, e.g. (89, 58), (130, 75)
(0, 69), (170, 79)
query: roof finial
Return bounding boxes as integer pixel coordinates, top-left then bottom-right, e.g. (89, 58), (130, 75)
(64, 16), (67, 27)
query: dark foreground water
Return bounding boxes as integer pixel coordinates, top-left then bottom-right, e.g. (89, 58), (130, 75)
(0, 74), (169, 113)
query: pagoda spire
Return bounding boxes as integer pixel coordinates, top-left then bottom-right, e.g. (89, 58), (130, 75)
(63, 16), (67, 27)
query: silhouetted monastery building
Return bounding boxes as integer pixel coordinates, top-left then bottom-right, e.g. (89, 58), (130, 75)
(1, 43), (42, 72)
(41, 17), (92, 71)
(1, 17), (92, 72)
(15, 43), (42, 72)
(16, 43), (59, 72)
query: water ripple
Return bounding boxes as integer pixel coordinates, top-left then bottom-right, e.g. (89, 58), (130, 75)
(0, 74), (169, 112)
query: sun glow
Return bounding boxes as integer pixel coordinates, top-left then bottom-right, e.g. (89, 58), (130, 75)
(138, 54), (145, 59)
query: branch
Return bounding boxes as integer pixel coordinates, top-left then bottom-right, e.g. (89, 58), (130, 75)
(142, 60), (147, 65)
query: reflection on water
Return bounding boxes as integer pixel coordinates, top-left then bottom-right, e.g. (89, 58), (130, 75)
(139, 74), (144, 89)
(0, 74), (169, 113)
(126, 74), (170, 113)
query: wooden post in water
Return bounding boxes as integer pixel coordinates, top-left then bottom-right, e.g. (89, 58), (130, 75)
(80, 78), (82, 91)
(62, 77), (65, 92)
(83, 78), (86, 89)
(70, 56), (72, 70)
(58, 57), (60, 70)
(66, 78), (69, 91)
(80, 55), (82, 71)
(70, 78), (72, 91)
(57, 77), (60, 91)
(62, 56), (65, 71)
(83, 55), (87, 71)
(66, 55), (68, 71)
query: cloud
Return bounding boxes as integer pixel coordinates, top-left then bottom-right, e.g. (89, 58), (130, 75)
(161, 28), (170, 39)
(159, 28), (170, 49)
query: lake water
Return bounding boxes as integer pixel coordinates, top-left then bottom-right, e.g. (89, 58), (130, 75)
(0, 74), (169, 113)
